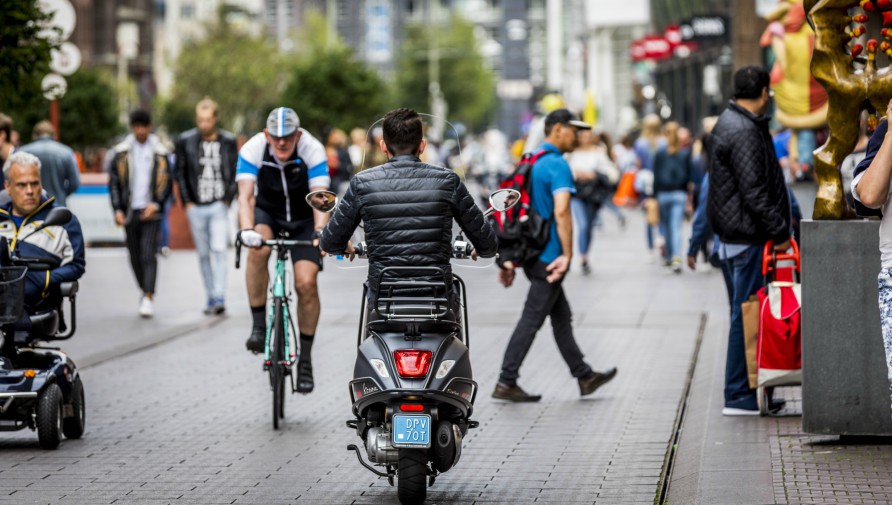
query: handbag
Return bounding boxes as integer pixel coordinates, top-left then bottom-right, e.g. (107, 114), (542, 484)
(643, 197), (660, 226)
(742, 294), (760, 389)
(612, 170), (639, 207)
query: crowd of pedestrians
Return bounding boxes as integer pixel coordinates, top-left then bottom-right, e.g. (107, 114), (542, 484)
(0, 65), (841, 414)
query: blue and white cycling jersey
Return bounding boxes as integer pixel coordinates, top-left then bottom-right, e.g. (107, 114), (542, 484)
(235, 129), (330, 222)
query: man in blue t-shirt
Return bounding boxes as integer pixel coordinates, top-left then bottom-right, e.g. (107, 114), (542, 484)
(493, 109), (618, 402)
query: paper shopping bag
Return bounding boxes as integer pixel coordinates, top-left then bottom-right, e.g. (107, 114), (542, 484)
(742, 294), (760, 389)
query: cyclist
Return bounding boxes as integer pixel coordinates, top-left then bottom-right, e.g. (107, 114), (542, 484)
(236, 107), (329, 393)
(320, 107), (497, 316)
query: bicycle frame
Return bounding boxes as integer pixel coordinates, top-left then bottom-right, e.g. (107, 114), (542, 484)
(265, 244), (295, 366)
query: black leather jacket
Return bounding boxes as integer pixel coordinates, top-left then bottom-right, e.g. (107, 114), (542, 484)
(707, 101), (791, 245)
(107, 138), (172, 215)
(320, 155), (498, 293)
(174, 128), (238, 205)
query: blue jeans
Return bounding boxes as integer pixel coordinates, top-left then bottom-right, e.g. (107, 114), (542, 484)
(187, 201), (230, 300)
(724, 244), (763, 407)
(657, 191), (686, 262)
(571, 198), (599, 257)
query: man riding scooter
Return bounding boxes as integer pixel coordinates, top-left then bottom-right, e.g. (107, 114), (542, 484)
(0, 152), (86, 343)
(319, 108), (498, 505)
(320, 107), (497, 309)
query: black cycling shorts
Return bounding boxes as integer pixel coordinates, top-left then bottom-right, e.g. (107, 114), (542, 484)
(254, 206), (323, 268)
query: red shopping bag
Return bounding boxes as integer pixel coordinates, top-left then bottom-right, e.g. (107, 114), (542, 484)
(756, 240), (802, 386)
(612, 170), (639, 207)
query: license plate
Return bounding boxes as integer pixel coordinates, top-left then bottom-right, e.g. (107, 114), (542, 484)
(392, 414), (431, 448)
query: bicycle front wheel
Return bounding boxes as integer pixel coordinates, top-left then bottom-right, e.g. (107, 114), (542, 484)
(271, 298), (286, 429)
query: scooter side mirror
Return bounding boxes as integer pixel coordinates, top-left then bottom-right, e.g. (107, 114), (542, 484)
(19, 207), (72, 243)
(489, 189), (520, 212)
(305, 190), (339, 213)
(483, 189), (521, 218)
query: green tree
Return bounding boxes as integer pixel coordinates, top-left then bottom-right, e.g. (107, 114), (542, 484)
(0, 0), (56, 112)
(11, 69), (121, 151)
(394, 16), (496, 131)
(165, 16), (284, 135)
(281, 48), (388, 137)
(58, 69), (121, 150)
(277, 10), (388, 137)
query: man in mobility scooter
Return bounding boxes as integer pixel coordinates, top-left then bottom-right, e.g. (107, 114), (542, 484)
(0, 151), (86, 449)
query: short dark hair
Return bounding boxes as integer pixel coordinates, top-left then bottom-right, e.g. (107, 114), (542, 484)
(129, 109), (152, 126)
(382, 108), (423, 155)
(733, 66), (770, 100)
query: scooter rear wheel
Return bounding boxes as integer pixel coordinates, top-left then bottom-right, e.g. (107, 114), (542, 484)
(397, 449), (428, 505)
(37, 383), (63, 450)
(62, 377), (85, 439)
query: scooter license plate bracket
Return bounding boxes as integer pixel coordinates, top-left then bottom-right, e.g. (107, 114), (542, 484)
(391, 414), (431, 449)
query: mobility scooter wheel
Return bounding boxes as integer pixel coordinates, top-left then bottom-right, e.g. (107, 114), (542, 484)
(63, 377), (85, 439)
(397, 449), (427, 504)
(37, 383), (63, 449)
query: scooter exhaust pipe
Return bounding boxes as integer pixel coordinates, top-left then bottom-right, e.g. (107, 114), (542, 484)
(432, 420), (463, 472)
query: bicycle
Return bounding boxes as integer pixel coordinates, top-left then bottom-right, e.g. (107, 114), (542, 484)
(235, 232), (315, 429)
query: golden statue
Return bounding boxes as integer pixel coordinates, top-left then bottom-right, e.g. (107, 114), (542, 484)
(805, 0), (892, 219)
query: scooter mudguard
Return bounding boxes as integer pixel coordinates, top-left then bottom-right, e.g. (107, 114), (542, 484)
(350, 330), (476, 418)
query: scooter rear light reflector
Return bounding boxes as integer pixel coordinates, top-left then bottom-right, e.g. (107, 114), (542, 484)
(400, 404), (425, 412)
(370, 359), (390, 378)
(435, 360), (456, 379)
(393, 350), (432, 378)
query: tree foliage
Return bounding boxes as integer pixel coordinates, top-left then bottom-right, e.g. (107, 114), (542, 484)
(394, 16), (496, 131)
(281, 48), (388, 137)
(11, 69), (121, 151)
(278, 10), (388, 137)
(165, 19), (284, 135)
(0, 0), (56, 112)
(58, 69), (121, 150)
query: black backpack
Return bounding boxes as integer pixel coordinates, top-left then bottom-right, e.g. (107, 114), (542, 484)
(489, 150), (553, 268)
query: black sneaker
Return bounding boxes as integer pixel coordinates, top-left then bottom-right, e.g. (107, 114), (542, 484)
(245, 326), (265, 353)
(492, 382), (542, 402)
(578, 367), (618, 396)
(296, 360), (314, 393)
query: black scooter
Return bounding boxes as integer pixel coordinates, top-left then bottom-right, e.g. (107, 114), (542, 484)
(0, 207), (85, 449)
(309, 189), (518, 504)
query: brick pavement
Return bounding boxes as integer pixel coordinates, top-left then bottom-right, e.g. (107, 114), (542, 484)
(16, 206), (892, 505)
(0, 212), (725, 504)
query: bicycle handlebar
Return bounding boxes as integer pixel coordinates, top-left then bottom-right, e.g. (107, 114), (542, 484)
(234, 235), (317, 269)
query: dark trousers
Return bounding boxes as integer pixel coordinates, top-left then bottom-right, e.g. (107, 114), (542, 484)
(125, 217), (160, 294)
(498, 260), (593, 385)
(724, 244), (763, 406)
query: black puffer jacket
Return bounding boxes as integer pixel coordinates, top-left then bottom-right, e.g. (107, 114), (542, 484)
(320, 155), (498, 293)
(707, 101), (790, 245)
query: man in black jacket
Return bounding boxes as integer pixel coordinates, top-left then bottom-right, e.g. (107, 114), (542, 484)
(320, 107), (497, 313)
(708, 66), (792, 416)
(175, 97), (238, 315)
(108, 110), (172, 318)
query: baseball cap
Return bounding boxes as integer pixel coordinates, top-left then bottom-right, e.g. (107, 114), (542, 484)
(544, 109), (592, 130)
(266, 107), (300, 137)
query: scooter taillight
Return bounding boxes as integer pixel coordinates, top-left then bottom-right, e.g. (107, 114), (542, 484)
(393, 350), (432, 378)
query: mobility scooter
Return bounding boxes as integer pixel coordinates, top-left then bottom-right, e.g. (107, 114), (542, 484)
(0, 207), (85, 449)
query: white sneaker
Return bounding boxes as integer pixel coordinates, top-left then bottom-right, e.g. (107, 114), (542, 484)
(721, 407), (760, 416)
(139, 296), (155, 318)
